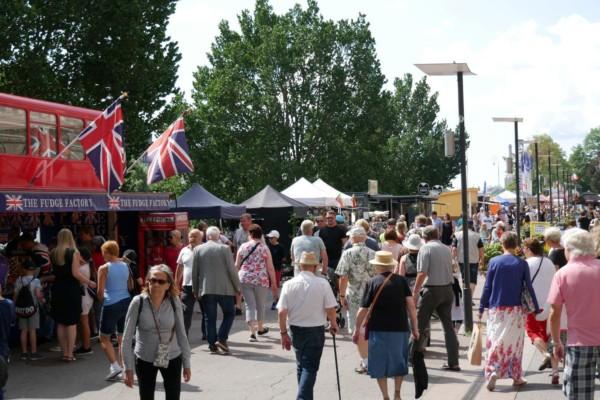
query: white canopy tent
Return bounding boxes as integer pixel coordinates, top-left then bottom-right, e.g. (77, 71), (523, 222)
(312, 178), (352, 207)
(494, 190), (517, 203)
(281, 177), (338, 207)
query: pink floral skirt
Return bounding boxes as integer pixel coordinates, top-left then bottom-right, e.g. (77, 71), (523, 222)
(484, 306), (526, 380)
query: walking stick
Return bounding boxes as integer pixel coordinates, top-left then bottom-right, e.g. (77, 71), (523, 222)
(332, 333), (342, 400)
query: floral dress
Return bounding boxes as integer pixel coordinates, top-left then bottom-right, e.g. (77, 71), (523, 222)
(238, 241), (270, 288)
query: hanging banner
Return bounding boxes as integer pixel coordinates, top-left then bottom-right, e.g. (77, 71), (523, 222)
(0, 191), (171, 212)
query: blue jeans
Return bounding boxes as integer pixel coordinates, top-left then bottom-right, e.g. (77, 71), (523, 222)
(201, 294), (235, 345)
(290, 325), (325, 400)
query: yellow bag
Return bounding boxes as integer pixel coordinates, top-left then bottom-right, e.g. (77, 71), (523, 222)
(467, 323), (482, 366)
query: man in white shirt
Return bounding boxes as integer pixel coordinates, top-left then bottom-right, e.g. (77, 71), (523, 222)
(176, 229), (203, 336)
(278, 252), (339, 400)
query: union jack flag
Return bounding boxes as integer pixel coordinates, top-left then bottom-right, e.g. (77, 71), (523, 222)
(108, 196), (120, 210)
(145, 117), (194, 185)
(30, 126), (64, 158)
(78, 98), (126, 193)
(5, 195), (23, 211)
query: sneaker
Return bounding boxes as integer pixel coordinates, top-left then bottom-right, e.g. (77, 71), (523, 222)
(19, 353), (29, 361)
(551, 372), (560, 385)
(216, 340), (230, 353)
(74, 347), (93, 356)
(106, 367), (123, 381)
(249, 334), (258, 342)
(29, 352), (44, 361)
(257, 327), (270, 335)
(208, 344), (220, 354)
(487, 373), (498, 391)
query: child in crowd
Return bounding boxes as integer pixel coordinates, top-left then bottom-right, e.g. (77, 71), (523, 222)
(13, 260), (45, 361)
(75, 248), (94, 356)
(0, 282), (15, 400)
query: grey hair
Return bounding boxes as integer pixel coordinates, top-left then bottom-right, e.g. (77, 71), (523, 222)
(563, 228), (595, 258)
(422, 225), (439, 241)
(544, 227), (562, 244)
(206, 226), (221, 240)
(301, 220), (314, 235)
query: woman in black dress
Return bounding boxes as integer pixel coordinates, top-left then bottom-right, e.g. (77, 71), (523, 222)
(51, 228), (96, 361)
(441, 213), (454, 246)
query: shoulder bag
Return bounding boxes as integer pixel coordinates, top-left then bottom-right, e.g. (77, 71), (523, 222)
(521, 257), (543, 313)
(362, 273), (394, 340)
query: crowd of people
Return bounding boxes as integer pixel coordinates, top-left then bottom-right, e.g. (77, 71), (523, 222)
(1, 205), (600, 400)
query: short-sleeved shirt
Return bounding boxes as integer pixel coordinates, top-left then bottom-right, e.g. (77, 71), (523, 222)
(417, 240), (453, 286)
(548, 248), (567, 269)
(547, 256), (600, 346)
(335, 244), (376, 309)
(237, 241), (270, 287)
(318, 225), (347, 261)
(361, 272), (412, 332)
(233, 228), (249, 250)
(277, 271), (337, 327)
(176, 246), (195, 286)
(267, 243), (286, 271)
(452, 230), (483, 264)
(291, 235), (326, 273)
(164, 245), (183, 275)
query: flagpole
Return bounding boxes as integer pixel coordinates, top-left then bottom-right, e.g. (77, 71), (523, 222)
(124, 108), (191, 175)
(28, 92), (128, 186)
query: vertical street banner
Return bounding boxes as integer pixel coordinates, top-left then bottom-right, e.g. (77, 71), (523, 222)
(520, 151), (533, 196)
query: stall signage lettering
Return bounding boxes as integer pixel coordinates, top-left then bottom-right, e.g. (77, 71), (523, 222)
(119, 198), (171, 210)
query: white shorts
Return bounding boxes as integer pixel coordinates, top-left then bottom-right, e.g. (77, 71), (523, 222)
(346, 302), (359, 334)
(81, 293), (93, 315)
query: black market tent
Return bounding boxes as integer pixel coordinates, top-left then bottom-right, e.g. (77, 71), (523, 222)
(240, 185), (310, 252)
(173, 183), (245, 219)
(240, 185), (309, 215)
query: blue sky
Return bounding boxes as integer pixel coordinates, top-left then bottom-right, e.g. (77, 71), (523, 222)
(167, 0), (600, 191)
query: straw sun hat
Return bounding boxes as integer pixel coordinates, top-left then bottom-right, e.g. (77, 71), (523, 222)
(297, 251), (320, 266)
(369, 251), (397, 267)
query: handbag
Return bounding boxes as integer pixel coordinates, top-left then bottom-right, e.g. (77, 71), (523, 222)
(521, 257), (543, 313)
(467, 322), (482, 366)
(362, 272), (394, 340)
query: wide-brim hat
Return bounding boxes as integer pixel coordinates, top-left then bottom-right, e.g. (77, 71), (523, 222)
(297, 251), (320, 266)
(369, 251), (397, 267)
(403, 234), (424, 251)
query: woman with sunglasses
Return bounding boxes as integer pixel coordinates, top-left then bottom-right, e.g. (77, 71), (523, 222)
(122, 264), (191, 400)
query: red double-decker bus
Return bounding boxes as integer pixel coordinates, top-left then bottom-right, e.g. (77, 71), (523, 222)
(0, 92), (104, 191)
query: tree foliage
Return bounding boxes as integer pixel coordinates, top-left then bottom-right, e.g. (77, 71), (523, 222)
(188, 0), (461, 202)
(0, 0), (182, 159)
(569, 127), (600, 192)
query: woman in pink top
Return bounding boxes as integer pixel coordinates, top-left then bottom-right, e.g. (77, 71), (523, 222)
(236, 224), (278, 342)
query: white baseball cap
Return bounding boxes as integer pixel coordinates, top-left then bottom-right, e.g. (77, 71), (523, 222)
(266, 230), (280, 239)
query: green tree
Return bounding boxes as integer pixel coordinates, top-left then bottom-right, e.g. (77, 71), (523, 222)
(382, 74), (461, 194)
(0, 0), (181, 159)
(569, 127), (600, 192)
(188, 0), (390, 201)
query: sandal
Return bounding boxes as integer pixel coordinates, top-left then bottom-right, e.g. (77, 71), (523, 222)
(354, 364), (367, 374)
(441, 364), (461, 372)
(512, 378), (528, 386)
(61, 356), (76, 362)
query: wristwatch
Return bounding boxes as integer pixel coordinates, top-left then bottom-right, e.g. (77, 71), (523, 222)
(280, 330), (288, 336)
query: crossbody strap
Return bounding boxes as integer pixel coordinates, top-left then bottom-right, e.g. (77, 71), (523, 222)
(240, 242), (261, 266)
(147, 297), (176, 344)
(364, 273), (394, 327)
(531, 257), (544, 284)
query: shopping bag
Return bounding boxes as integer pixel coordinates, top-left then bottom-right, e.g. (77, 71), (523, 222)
(467, 323), (482, 366)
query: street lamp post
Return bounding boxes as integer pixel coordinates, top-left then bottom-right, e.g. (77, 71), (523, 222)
(534, 142), (541, 221)
(415, 62), (475, 333)
(555, 164), (561, 221)
(493, 117), (524, 244)
(548, 153), (553, 223)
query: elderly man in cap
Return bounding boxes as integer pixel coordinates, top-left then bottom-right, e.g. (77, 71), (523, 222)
(278, 252), (339, 400)
(412, 225), (460, 371)
(336, 226), (376, 374)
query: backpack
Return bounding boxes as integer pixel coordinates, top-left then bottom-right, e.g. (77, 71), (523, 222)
(15, 277), (37, 318)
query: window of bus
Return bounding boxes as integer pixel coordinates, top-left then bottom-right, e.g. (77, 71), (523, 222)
(30, 111), (58, 158)
(0, 106), (27, 154)
(60, 116), (84, 160)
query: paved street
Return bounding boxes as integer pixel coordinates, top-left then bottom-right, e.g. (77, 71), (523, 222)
(5, 285), (600, 399)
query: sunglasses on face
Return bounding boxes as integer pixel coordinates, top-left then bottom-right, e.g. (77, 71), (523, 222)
(149, 278), (169, 285)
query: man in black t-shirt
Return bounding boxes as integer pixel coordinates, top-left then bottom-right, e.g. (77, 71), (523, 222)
(578, 211), (591, 231)
(318, 211), (347, 282)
